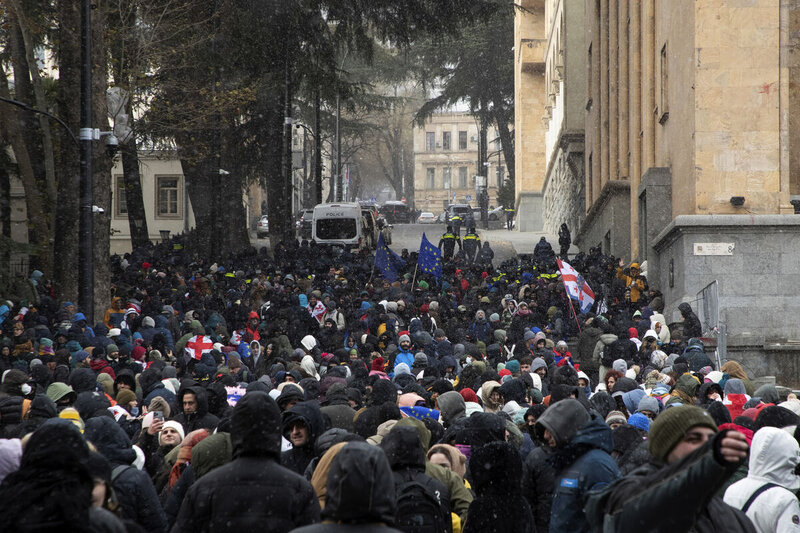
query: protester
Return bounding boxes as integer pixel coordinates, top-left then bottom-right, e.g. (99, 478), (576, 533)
(0, 231), (774, 532)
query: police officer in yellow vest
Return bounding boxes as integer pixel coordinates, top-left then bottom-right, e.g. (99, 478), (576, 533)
(462, 226), (481, 265)
(438, 225), (461, 261)
(449, 212), (463, 238)
(504, 205), (515, 231)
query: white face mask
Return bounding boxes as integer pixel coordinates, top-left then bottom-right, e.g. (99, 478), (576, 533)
(465, 357), (473, 365)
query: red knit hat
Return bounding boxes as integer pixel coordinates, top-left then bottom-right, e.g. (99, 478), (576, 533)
(371, 357), (385, 372)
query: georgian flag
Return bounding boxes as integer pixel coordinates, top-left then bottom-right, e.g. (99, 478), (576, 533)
(308, 301), (326, 324)
(185, 335), (214, 360)
(230, 329), (243, 346)
(557, 259), (596, 314)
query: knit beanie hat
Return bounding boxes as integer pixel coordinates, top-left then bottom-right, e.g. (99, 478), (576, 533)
(106, 344), (119, 356)
(648, 405), (717, 462)
(612, 359), (628, 373)
(115, 389), (137, 406)
(637, 395), (661, 415)
(398, 334), (411, 344)
(605, 411), (627, 426)
(505, 360), (521, 374)
(628, 413), (651, 432)
(161, 420), (186, 442)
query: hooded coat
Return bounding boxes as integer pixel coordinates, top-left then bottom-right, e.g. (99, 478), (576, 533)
(724, 427), (800, 533)
(380, 426), (451, 531)
(173, 391), (320, 532)
(84, 416), (167, 532)
(437, 391), (467, 428)
(536, 400), (620, 533)
(173, 385), (220, 433)
(464, 441), (534, 533)
(292, 441), (403, 533)
(281, 401), (326, 475)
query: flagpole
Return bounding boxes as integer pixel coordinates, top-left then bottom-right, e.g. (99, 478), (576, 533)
(411, 263), (419, 289)
(566, 293), (582, 334)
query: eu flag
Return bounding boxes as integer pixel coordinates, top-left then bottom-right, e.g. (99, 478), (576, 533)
(417, 233), (442, 279)
(374, 232), (403, 282)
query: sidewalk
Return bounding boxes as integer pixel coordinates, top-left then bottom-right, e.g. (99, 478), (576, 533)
(476, 227), (580, 257)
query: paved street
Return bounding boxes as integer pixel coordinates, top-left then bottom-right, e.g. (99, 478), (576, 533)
(250, 221), (584, 267)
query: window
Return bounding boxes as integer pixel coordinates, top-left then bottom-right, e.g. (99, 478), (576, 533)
(586, 43), (593, 110)
(442, 131), (451, 150)
(316, 218), (357, 240)
(426, 168), (435, 189)
(426, 132), (435, 151)
(458, 131), (467, 150)
(157, 176), (180, 218)
(458, 167), (467, 188)
(115, 176), (128, 218)
(659, 43), (669, 124)
(443, 167), (451, 189)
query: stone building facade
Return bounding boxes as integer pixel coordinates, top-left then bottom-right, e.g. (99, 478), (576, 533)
(412, 112), (504, 214)
(540, 0), (586, 235)
(567, 0), (800, 381)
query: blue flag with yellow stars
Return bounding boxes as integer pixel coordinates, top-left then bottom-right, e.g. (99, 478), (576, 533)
(374, 232), (403, 282)
(417, 232), (442, 279)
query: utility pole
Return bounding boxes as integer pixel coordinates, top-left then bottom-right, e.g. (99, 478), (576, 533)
(78, 0), (93, 322)
(335, 91), (341, 201)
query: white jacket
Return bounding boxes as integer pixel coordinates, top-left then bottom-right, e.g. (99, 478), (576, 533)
(724, 426), (800, 533)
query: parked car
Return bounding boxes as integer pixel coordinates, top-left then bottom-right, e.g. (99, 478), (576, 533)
(488, 206), (504, 221)
(296, 209), (313, 238)
(256, 215), (269, 237)
(379, 201), (412, 224)
(418, 212), (437, 224)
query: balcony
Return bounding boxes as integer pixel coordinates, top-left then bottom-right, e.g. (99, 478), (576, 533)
(519, 38), (546, 72)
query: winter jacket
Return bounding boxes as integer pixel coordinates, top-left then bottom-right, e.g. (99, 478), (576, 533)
(464, 441), (534, 533)
(291, 442), (403, 533)
(585, 429), (755, 533)
(84, 417), (167, 532)
(281, 401), (326, 475)
(724, 427), (800, 533)
(547, 411), (620, 533)
(173, 386), (220, 433)
(172, 392), (320, 533)
(522, 445), (556, 533)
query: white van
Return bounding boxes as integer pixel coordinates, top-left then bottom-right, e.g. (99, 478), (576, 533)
(312, 203), (370, 250)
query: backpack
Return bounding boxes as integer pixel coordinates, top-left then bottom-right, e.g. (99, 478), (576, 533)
(601, 340), (625, 368)
(394, 477), (450, 533)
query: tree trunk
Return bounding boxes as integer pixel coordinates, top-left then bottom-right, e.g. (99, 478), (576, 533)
(120, 135), (151, 249)
(492, 102), (515, 184)
(9, 0), (58, 207)
(54, 0), (81, 304)
(0, 66), (53, 278)
(91, 0), (112, 323)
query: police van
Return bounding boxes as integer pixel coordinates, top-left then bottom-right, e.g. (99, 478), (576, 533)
(312, 203), (371, 251)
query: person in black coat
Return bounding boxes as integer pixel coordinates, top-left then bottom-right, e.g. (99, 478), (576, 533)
(463, 441), (534, 533)
(380, 426), (451, 532)
(173, 385), (219, 433)
(282, 401), (327, 475)
(678, 302), (703, 339)
(84, 416), (167, 532)
(173, 391), (320, 532)
(291, 441), (403, 533)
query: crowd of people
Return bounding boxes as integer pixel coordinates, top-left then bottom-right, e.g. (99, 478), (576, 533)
(0, 233), (797, 533)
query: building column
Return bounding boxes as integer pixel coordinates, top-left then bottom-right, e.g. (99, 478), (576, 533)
(629, 0), (642, 258)
(641, 0), (655, 171)
(600, 0), (609, 190)
(609, 0), (619, 182)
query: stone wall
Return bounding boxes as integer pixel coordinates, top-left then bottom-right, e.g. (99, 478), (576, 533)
(543, 141), (585, 236)
(575, 180), (630, 259)
(653, 215), (800, 344)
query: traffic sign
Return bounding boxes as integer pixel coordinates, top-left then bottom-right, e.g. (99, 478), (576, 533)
(466, 194), (472, 201)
